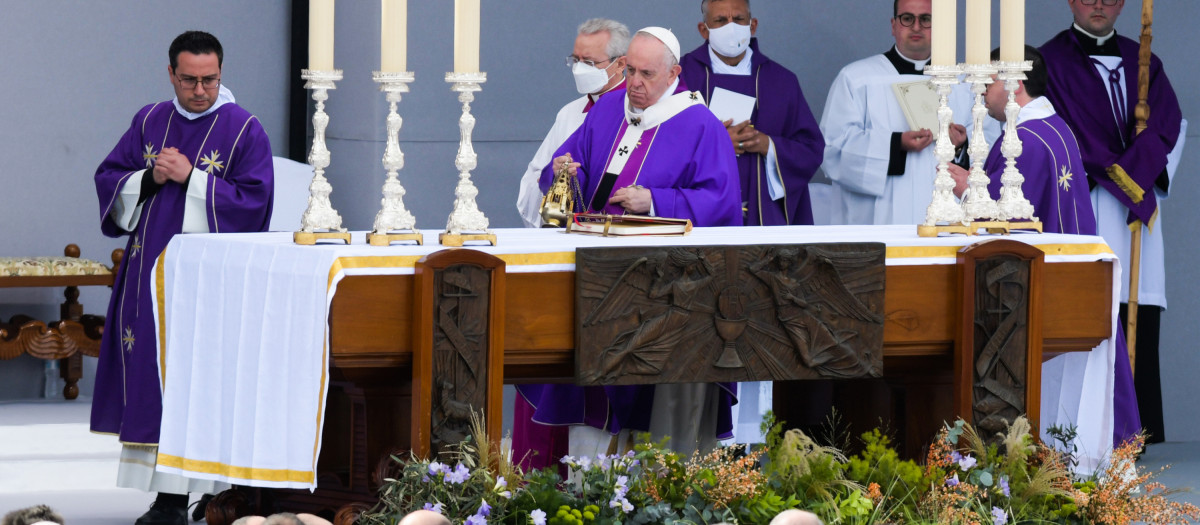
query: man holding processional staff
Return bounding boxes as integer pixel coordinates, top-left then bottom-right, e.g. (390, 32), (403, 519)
(1040, 0), (1184, 446)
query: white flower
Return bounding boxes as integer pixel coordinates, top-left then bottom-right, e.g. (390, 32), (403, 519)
(530, 509), (547, 525)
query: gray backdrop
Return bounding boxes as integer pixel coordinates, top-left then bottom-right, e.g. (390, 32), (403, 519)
(1, 1), (1196, 440)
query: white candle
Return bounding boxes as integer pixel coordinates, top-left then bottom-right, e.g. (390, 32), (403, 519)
(931, 0), (957, 66)
(309, 0), (335, 71)
(966, 0), (991, 65)
(454, 0), (480, 73)
(381, 0), (407, 72)
(1000, 0), (1025, 62)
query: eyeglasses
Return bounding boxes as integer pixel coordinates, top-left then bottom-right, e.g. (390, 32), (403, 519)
(175, 74), (221, 90)
(565, 56), (615, 69)
(1079, 0), (1120, 5)
(895, 13), (933, 29)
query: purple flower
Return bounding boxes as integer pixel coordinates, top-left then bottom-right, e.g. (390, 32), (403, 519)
(493, 476), (512, 498)
(946, 473), (960, 487)
(999, 476), (1011, 497)
(428, 461), (448, 476)
(957, 454), (977, 470)
(445, 463), (470, 484)
(465, 515), (487, 525)
(476, 499), (492, 517)
(531, 509), (547, 525)
(992, 506), (1008, 525)
(422, 502), (444, 514)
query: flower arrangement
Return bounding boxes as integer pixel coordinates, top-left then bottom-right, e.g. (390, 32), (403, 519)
(356, 414), (1199, 525)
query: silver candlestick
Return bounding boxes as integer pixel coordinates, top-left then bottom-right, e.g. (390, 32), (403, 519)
(439, 72), (496, 246)
(918, 64), (968, 237)
(960, 63), (1000, 222)
(367, 71), (423, 246)
(995, 60), (1038, 225)
(295, 69), (352, 245)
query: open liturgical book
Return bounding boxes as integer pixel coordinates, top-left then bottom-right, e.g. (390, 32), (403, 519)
(566, 213), (693, 237)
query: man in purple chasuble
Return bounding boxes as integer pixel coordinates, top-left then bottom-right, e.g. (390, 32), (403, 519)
(91, 31), (273, 525)
(679, 0), (825, 226)
(948, 47), (1096, 236)
(1040, 0), (1183, 446)
(527, 27), (740, 461)
(512, 18), (631, 473)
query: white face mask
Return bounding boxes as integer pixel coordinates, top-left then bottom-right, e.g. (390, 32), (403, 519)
(706, 22), (752, 58)
(572, 61), (613, 95)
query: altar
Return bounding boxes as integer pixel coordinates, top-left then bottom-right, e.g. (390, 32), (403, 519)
(149, 225), (1117, 515)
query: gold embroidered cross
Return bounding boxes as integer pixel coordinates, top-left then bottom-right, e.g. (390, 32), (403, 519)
(122, 326), (136, 353)
(1058, 166), (1074, 192)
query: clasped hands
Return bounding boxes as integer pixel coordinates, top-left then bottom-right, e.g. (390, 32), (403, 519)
(152, 147), (194, 185)
(725, 119), (769, 156)
(551, 153), (653, 214)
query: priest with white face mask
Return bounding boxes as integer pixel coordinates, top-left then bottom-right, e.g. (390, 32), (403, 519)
(680, 0), (825, 226)
(515, 18), (629, 228)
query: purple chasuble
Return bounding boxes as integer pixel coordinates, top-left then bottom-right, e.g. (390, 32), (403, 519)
(984, 107), (1096, 235)
(1040, 29), (1182, 225)
(680, 40), (825, 226)
(529, 86), (740, 442)
(538, 86), (741, 226)
(1041, 28), (1181, 447)
(91, 101), (274, 445)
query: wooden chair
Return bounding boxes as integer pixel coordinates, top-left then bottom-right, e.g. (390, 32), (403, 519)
(0, 244), (122, 399)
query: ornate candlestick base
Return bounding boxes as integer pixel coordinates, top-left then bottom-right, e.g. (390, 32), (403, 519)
(917, 65), (968, 238)
(960, 63), (1000, 223)
(367, 71), (424, 247)
(439, 72), (496, 247)
(995, 61), (1039, 229)
(295, 69), (351, 245)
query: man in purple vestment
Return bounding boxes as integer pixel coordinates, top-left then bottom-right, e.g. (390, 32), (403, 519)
(512, 18), (630, 473)
(949, 46), (1096, 235)
(531, 27), (740, 460)
(679, 0), (824, 226)
(1040, 0), (1183, 446)
(91, 31), (274, 525)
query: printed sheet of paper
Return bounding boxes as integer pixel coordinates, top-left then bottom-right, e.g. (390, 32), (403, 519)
(892, 80), (940, 132)
(708, 87), (756, 124)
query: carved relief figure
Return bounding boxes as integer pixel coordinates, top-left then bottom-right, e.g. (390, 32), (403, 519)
(431, 266), (490, 451)
(586, 249), (717, 382)
(972, 258), (1029, 434)
(749, 247), (883, 378)
(576, 243), (885, 385)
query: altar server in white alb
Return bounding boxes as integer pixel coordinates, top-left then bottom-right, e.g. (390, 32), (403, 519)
(820, 0), (973, 225)
(516, 18), (629, 228)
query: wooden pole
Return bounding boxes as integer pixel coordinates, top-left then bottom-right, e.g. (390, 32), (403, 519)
(1127, 0), (1155, 375)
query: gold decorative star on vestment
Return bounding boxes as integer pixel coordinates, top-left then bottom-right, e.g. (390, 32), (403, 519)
(122, 326), (136, 353)
(143, 143), (159, 168)
(199, 150), (225, 174)
(1058, 166), (1073, 192)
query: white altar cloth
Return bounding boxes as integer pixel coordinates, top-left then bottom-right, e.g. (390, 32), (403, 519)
(149, 226), (1118, 488)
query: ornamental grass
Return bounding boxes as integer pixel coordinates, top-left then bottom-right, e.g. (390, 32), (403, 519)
(356, 413), (1199, 525)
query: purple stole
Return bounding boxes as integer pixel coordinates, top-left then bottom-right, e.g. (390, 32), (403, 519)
(590, 123), (662, 214)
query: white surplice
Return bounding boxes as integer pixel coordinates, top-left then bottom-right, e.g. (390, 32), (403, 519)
(820, 53), (976, 225)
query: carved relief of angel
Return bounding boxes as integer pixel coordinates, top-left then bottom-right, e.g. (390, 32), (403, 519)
(750, 246), (882, 378)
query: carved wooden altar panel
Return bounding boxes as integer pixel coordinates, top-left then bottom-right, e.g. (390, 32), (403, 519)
(956, 239), (1044, 436)
(412, 249), (505, 459)
(575, 244), (886, 385)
